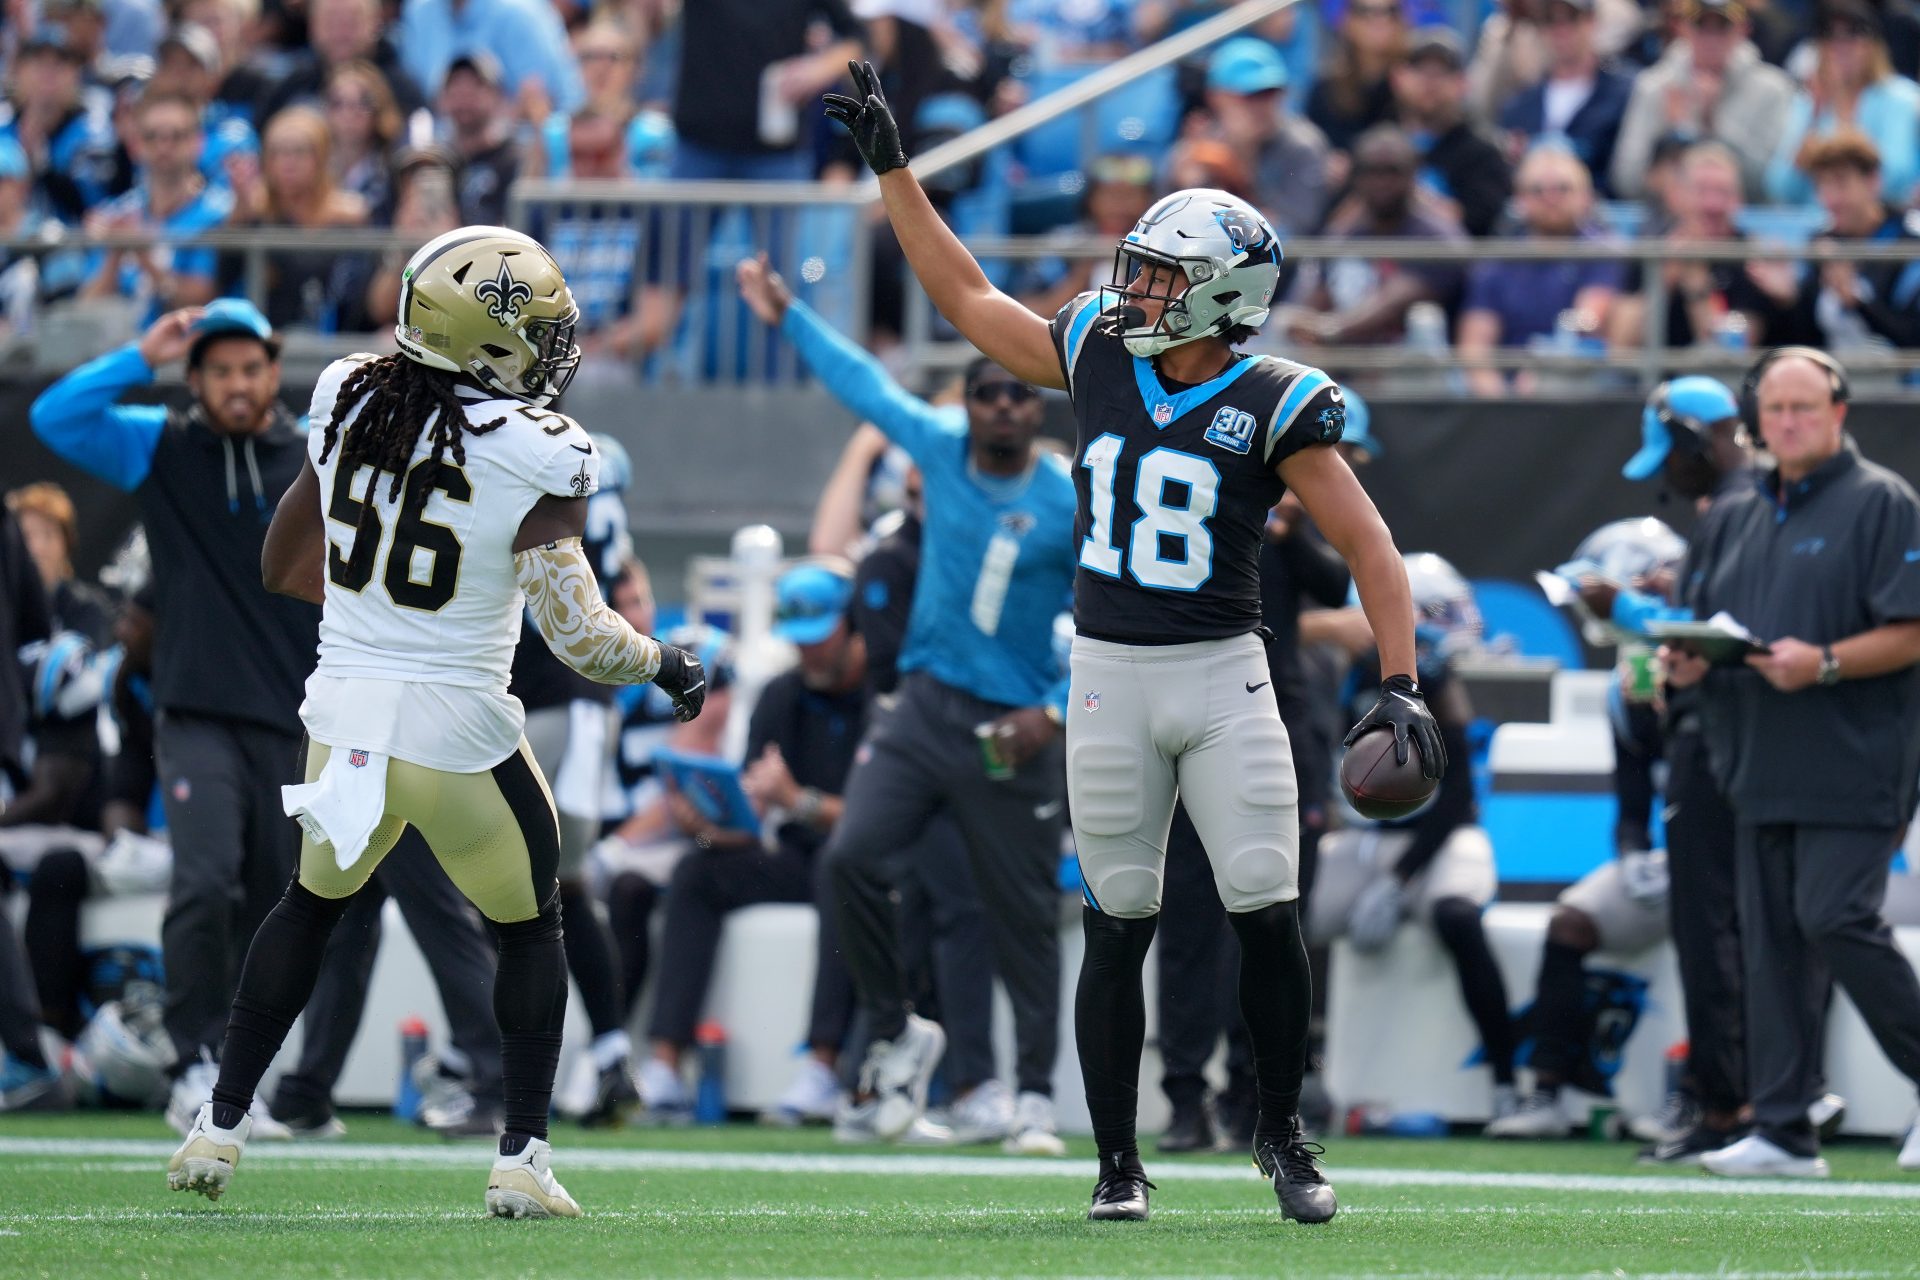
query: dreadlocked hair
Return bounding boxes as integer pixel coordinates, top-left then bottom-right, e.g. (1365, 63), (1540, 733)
(318, 354), (509, 535)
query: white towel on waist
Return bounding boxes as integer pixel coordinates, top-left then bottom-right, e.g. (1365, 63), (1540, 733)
(282, 746), (391, 871)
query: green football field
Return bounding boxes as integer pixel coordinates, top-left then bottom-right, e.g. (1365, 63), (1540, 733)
(4, 1114), (1919, 1279)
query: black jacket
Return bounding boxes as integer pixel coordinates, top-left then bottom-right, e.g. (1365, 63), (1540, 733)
(1417, 119), (1514, 238)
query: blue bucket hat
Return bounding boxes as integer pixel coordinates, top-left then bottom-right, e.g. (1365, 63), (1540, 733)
(773, 563), (853, 646)
(1623, 376), (1738, 481)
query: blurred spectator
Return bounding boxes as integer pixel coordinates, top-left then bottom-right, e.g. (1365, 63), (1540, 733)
(1391, 29), (1513, 237)
(225, 105), (372, 330)
(859, 0), (970, 161)
(639, 563), (866, 1121)
(1010, 0), (1136, 62)
(627, 0), (684, 109)
(1457, 144), (1624, 393)
(363, 147), (462, 321)
(1610, 0), (1794, 200)
(1468, 0), (1643, 124)
(5, 484), (115, 643)
(1495, 0), (1634, 193)
(178, 0), (277, 120)
(545, 109), (665, 359)
(1766, 0), (1920, 206)
(1, 30), (120, 221)
(0, 506), (50, 799)
(78, 90), (230, 319)
(1306, 0), (1406, 154)
(436, 52), (519, 226)
(1608, 140), (1780, 348)
(151, 25), (262, 191)
(1202, 36), (1332, 237)
(672, 0), (860, 180)
(43, 0), (124, 85)
(400, 0), (585, 117)
(1014, 152), (1156, 319)
(1164, 135), (1255, 196)
(259, 0), (427, 122)
(0, 136), (87, 325)
(534, 19), (677, 179)
(1280, 124), (1467, 345)
(322, 61), (402, 214)
(1751, 131), (1920, 349)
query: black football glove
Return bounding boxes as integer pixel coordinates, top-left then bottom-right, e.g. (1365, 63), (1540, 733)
(1343, 674), (1446, 780)
(823, 60), (909, 176)
(652, 644), (707, 723)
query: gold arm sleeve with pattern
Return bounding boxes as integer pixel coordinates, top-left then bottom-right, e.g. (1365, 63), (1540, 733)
(514, 537), (662, 685)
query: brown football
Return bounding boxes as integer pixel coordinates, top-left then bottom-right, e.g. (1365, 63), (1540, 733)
(1340, 727), (1438, 820)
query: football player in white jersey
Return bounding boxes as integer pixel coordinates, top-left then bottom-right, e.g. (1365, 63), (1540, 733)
(165, 227), (706, 1218)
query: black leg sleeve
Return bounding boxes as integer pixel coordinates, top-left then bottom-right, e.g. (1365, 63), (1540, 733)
(492, 888), (568, 1144)
(1525, 939), (1590, 1089)
(1074, 905), (1159, 1160)
(23, 848), (88, 1040)
(1226, 900), (1312, 1142)
(212, 880), (354, 1114)
(559, 881), (625, 1038)
(1431, 896), (1517, 1084)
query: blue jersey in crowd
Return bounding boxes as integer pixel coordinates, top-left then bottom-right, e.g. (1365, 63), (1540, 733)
(782, 300), (1078, 711)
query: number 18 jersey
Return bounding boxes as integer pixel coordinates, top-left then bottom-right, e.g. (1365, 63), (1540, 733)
(302, 354), (601, 772)
(1050, 293), (1347, 645)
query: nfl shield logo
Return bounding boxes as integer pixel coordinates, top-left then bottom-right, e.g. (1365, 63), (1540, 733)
(1152, 403), (1173, 426)
(1083, 691), (1101, 712)
(348, 749), (369, 768)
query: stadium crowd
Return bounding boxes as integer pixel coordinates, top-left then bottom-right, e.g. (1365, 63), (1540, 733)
(0, 0), (1916, 369)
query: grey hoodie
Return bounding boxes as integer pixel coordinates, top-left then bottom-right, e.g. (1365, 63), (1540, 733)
(1609, 39), (1794, 200)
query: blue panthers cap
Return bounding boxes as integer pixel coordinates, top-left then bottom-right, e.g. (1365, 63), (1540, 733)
(192, 298), (274, 344)
(1623, 375), (1738, 480)
(772, 563), (854, 646)
(1338, 387), (1381, 460)
(1208, 37), (1289, 94)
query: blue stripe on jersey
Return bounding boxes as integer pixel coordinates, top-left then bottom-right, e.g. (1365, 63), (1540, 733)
(1131, 353), (1261, 428)
(1063, 295), (1102, 387)
(1264, 367), (1333, 460)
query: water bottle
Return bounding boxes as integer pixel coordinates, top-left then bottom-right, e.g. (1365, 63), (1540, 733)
(394, 1014), (429, 1122)
(694, 1021), (728, 1126)
(1712, 310), (1750, 353)
(1663, 1040), (1689, 1099)
(1403, 301), (1461, 394)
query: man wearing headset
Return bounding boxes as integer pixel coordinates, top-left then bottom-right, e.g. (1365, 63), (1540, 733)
(1668, 347), (1920, 1178)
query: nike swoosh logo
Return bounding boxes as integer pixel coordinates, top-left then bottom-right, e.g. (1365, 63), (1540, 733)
(1246, 681), (1270, 693)
(570, 443), (592, 453)
(1034, 799), (1063, 821)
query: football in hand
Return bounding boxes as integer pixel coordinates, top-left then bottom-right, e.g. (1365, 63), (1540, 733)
(1340, 727), (1438, 820)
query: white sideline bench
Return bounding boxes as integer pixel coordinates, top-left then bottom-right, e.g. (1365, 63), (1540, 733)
(60, 894), (1920, 1136)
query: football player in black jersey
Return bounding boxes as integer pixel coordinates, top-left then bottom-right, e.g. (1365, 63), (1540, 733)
(827, 61), (1443, 1224)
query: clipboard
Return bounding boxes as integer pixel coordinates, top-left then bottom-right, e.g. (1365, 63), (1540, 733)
(1644, 614), (1772, 664)
(652, 747), (760, 834)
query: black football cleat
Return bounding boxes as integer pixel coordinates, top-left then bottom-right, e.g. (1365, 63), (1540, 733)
(1088, 1152), (1156, 1221)
(1638, 1122), (1743, 1166)
(1254, 1121), (1338, 1225)
(1157, 1100), (1216, 1154)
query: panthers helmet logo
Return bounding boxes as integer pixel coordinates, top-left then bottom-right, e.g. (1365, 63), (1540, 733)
(1214, 208), (1271, 257)
(475, 258), (534, 328)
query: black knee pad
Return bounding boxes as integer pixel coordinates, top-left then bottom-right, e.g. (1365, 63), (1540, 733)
(1227, 898), (1304, 951)
(496, 887), (564, 952)
(1082, 904), (1158, 968)
(1429, 896), (1483, 950)
(30, 848), (89, 903)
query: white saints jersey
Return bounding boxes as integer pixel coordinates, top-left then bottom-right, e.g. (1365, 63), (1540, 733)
(300, 354), (601, 772)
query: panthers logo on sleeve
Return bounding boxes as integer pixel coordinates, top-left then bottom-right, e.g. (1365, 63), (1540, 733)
(1317, 389), (1347, 444)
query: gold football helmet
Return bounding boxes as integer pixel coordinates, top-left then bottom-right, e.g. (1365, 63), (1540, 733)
(394, 226), (582, 405)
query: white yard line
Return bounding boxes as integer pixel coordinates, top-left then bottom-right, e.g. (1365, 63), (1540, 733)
(4, 1137), (1920, 1201)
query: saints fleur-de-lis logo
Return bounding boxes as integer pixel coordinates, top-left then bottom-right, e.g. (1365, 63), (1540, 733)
(474, 257), (533, 328)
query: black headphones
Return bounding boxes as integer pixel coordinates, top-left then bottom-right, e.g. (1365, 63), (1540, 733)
(1738, 345), (1851, 432)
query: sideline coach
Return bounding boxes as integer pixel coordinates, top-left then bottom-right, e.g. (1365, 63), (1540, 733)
(1667, 346), (1920, 1179)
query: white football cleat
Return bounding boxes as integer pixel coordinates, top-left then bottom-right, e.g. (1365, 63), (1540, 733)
(860, 1015), (946, 1142)
(1485, 1091), (1570, 1139)
(1809, 1092), (1848, 1139)
(947, 1080), (1015, 1145)
(760, 1054), (844, 1127)
(1898, 1120), (1920, 1172)
(167, 1102), (250, 1201)
(1701, 1133), (1830, 1179)
(1003, 1090), (1067, 1157)
(485, 1138), (582, 1218)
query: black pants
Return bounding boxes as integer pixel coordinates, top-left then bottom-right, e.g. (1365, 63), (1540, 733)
(270, 828), (504, 1118)
(1738, 820), (1920, 1149)
(1663, 728), (1744, 1115)
(896, 812), (997, 1091)
(0, 881), (44, 1067)
(23, 847), (88, 1040)
(155, 713), (302, 1063)
(646, 842), (853, 1053)
(824, 674), (1064, 1095)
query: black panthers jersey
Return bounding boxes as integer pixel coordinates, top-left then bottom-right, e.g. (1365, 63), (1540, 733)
(1049, 291), (1346, 645)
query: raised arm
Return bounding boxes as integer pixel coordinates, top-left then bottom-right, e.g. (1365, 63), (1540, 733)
(825, 61), (1064, 390)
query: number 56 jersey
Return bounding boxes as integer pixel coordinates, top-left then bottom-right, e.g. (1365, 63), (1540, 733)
(302, 353), (601, 771)
(1050, 292), (1347, 645)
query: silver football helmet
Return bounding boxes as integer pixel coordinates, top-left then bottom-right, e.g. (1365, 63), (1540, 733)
(1100, 188), (1282, 357)
(1405, 552), (1483, 660)
(1571, 518), (1687, 589)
